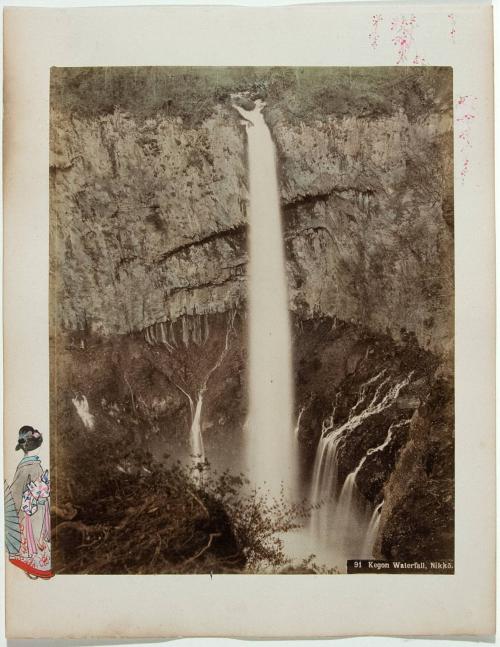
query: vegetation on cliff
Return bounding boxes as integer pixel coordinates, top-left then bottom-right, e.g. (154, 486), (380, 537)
(52, 328), (324, 575)
(51, 66), (452, 125)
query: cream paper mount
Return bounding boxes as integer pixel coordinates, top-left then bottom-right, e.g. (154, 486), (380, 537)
(3, 2), (495, 639)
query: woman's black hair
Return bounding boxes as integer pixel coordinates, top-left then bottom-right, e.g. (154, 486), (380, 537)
(16, 426), (43, 453)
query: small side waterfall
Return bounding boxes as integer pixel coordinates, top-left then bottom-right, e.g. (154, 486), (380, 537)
(233, 98), (296, 498)
(72, 394), (95, 430)
(294, 405), (307, 438)
(144, 311), (234, 479)
(362, 501), (384, 557)
(333, 463), (371, 557)
(309, 411), (342, 539)
(190, 393), (205, 464)
(186, 317), (234, 478)
(309, 372), (413, 568)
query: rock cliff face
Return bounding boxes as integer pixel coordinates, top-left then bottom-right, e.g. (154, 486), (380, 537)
(51, 104), (453, 359)
(51, 67), (454, 568)
(272, 109), (453, 359)
(51, 107), (248, 334)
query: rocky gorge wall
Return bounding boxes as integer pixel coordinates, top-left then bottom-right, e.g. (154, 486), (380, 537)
(272, 108), (453, 360)
(50, 106), (248, 334)
(51, 101), (453, 359)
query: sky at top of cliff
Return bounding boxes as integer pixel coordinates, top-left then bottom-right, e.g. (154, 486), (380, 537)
(50, 65), (453, 125)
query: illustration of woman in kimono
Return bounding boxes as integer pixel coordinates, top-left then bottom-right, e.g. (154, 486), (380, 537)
(4, 426), (52, 579)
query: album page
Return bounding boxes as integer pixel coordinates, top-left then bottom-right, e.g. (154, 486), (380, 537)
(3, 2), (495, 638)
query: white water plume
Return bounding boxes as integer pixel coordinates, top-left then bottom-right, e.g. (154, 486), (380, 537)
(362, 501), (384, 558)
(149, 312), (235, 481)
(333, 418), (410, 558)
(186, 315), (234, 478)
(72, 394), (95, 430)
(190, 393), (205, 463)
(233, 97), (296, 497)
(339, 416), (412, 495)
(294, 404), (307, 438)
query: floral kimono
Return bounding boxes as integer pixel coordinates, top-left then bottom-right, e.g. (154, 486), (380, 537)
(4, 455), (52, 578)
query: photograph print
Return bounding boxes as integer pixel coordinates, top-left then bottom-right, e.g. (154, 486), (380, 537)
(49, 66), (454, 575)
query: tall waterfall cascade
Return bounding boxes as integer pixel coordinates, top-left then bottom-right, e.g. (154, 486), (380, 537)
(233, 98), (297, 497)
(231, 96), (414, 570)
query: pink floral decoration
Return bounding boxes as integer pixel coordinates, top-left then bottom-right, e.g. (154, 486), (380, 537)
(412, 54), (426, 66)
(369, 14), (383, 50)
(390, 15), (418, 64)
(456, 95), (477, 184)
(448, 13), (456, 44)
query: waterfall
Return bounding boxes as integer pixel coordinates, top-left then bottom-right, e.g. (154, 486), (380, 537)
(182, 315), (234, 478)
(362, 501), (384, 557)
(190, 393), (205, 465)
(294, 405), (306, 438)
(233, 98), (296, 497)
(72, 394), (95, 430)
(333, 461), (371, 557)
(309, 410), (342, 538)
(309, 372), (413, 567)
(143, 311), (234, 478)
